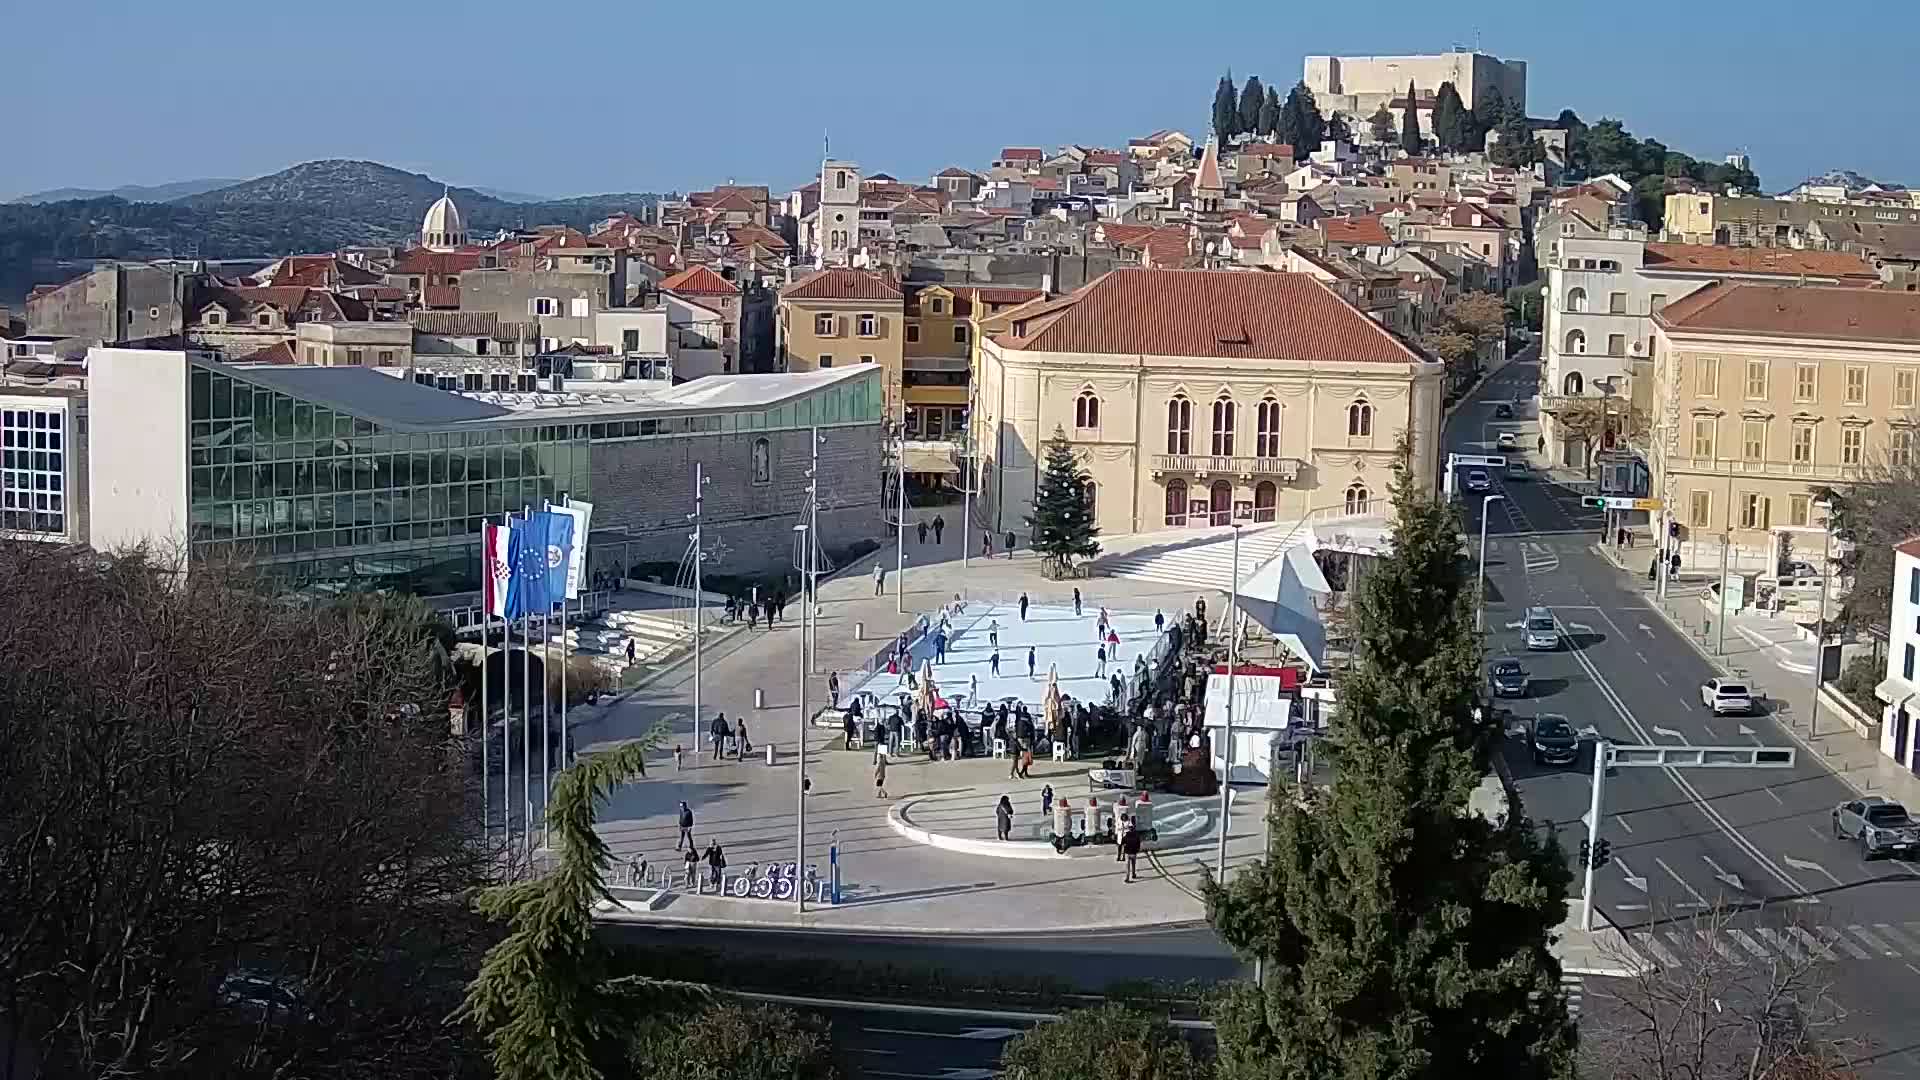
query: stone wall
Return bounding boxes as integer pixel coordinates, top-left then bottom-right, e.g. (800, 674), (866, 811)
(586, 422), (883, 580)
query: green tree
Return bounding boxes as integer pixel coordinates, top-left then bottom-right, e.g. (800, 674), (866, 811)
(626, 1000), (839, 1080)
(459, 729), (691, 1080)
(999, 1003), (1208, 1080)
(1325, 111), (1352, 144)
(1367, 104), (1396, 145)
(1238, 75), (1266, 140)
(1474, 85), (1511, 134)
(1632, 174), (1671, 232)
(1204, 462), (1577, 1080)
(1025, 428), (1101, 576)
(1213, 73), (1239, 140)
(1431, 81), (1468, 152)
(1505, 283), (1545, 333)
(1489, 115), (1546, 168)
(1399, 80), (1423, 154)
(1259, 85), (1282, 140)
(1281, 81), (1325, 158)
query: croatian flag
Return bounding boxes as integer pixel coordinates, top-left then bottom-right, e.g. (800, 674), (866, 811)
(482, 522), (512, 619)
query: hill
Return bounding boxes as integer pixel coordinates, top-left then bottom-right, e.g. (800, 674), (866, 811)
(9, 178), (240, 205)
(1780, 169), (1907, 195)
(0, 159), (662, 304)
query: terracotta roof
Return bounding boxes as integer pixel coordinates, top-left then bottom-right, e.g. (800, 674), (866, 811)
(1656, 282), (1920, 343)
(264, 255), (383, 288)
(237, 340), (300, 365)
(660, 265), (737, 296)
(197, 285), (369, 323)
(1031, 177), (1061, 192)
(1100, 223), (1158, 248)
(998, 147), (1043, 161)
(1238, 142), (1295, 160)
(782, 268), (902, 302)
(1896, 535), (1920, 560)
(995, 269), (1425, 364)
(423, 285), (460, 309)
(389, 249), (485, 275)
(412, 311), (501, 336)
(1086, 151), (1127, 166)
(935, 166), (978, 179)
(1322, 215), (1392, 247)
(1641, 243), (1879, 281)
(707, 191), (760, 214)
(953, 284), (1046, 307)
(341, 285), (408, 302)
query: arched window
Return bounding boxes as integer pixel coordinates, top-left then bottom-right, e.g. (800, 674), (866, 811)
(1255, 397), (1281, 457)
(1565, 287), (1587, 313)
(751, 437), (771, 484)
(1566, 329), (1586, 354)
(1164, 479), (1189, 526)
(1254, 480), (1277, 522)
(1166, 396), (1192, 455)
(1211, 395), (1236, 456)
(1075, 391), (1101, 430)
(1563, 371), (1584, 395)
(1347, 398), (1373, 438)
(1345, 482), (1371, 515)
(1209, 480), (1233, 526)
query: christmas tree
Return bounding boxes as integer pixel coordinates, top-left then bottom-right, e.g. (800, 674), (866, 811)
(1025, 428), (1101, 576)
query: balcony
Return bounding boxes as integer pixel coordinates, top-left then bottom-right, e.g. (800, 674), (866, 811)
(903, 355), (969, 372)
(1150, 454), (1305, 482)
(1662, 455), (1867, 483)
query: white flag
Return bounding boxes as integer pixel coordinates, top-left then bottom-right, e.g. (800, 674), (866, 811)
(551, 500), (593, 599)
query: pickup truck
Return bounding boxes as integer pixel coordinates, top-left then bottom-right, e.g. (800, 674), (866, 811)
(1699, 678), (1758, 716)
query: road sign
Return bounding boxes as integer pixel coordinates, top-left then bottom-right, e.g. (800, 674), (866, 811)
(1454, 455), (1507, 468)
(1580, 496), (1662, 511)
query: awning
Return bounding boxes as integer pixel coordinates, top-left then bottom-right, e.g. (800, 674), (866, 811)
(1874, 676), (1916, 707)
(904, 446), (960, 475)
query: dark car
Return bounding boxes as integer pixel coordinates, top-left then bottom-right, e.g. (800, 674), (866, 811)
(1489, 657), (1529, 698)
(1494, 402), (1515, 419)
(1463, 469), (1492, 493)
(1530, 714), (1580, 766)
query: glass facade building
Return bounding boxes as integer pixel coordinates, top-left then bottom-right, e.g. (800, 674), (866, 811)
(0, 401), (70, 538)
(184, 360), (882, 595)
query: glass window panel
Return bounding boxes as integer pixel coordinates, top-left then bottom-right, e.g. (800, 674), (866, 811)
(449, 484), (467, 521)
(372, 493), (392, 526)
(212, 466), (232, 501)
(191, 369), (211, 421)
(448, 453), (467, 484)
(429, 452), (447, 485)
(211, 375), (231, 419)
(211, 502), (233, 540)
(334, 495), (353, 527)
(316, 496), (334, 529)
(391, 490), (412, 522)
(274, 461), (294, 493)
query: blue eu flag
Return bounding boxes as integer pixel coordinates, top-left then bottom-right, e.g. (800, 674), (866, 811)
(505, 513), (551, 621)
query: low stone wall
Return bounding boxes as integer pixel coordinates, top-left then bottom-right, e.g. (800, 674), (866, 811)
(1816, 683), (1881, 741)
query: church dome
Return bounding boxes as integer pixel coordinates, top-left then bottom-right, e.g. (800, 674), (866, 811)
(422, 194), (466, 251)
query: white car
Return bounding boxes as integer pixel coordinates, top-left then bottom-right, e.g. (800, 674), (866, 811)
(1496, 432), (1518, 451)
(1699, 678), (1755, 716)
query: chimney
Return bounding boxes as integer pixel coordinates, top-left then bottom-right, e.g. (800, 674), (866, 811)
(1042, 272), (1053, 296)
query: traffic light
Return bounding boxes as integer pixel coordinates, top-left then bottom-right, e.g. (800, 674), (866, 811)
(1581, 496), (1606, 509)
(1593, 839), (1613, 870)
(1578, 839), (1591, 867)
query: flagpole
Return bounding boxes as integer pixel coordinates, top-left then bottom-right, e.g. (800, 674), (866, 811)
(480, 535), (491, 846)
(692, 464), (704, 751)
(559, 494), (571, 783)
(521, 505), (533, 873)
(541, 594), (551, 854)
(498, 512), (512, 866)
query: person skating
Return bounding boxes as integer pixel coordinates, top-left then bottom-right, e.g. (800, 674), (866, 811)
(988, 619), (1000, 648)
(1073, 587), (1083, 617)
(1153, 609), (1164, 634)
(969, 673), (979, 701)
(676, 800), (695, 851)
(932, 514), (945, 544)
(873, 562), (886, 596)
(916, 519), (928, 545)
(1018, 592), (1030, 621)
(1041, 783), (1054, 819)
(990, 649), (1001, 677)
(1026, 646), (1037, 679)
(996, 795), (1014, 842)
(933, 628), (948, 663)
(1096, 643), (1108, 677)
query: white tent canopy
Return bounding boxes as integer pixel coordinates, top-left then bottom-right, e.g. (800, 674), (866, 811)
(1230, 542), (1330, 672)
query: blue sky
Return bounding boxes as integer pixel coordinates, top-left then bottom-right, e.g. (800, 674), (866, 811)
(9, 0), (1914, 200)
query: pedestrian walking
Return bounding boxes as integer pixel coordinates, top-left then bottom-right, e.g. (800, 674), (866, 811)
(983, 533), (995, 558)
(873, 562), (886, 595)
(747, 604), (758, 631)
(932, 514), (945, 544)
(1073, 587), (1083, 617)
(828, 670), (841, 707)
(988, 619), (1000, 648)
(843, 709), (857, 748)
(682, 847), (699, 888)
(1005, 531), (1016, 558)
(674, 743), (685, 771)
(1018, 744), (1034, 779)
(1670, 551), (1682, 577)
(1648, 554), (1660, 582)
(1122, 820), (1142, 882)
(1018, 592), (1030, 622)
(934, 629), (949, 663)
(874, 752), (890, 799)
(625, 638), (637, 665)
(1536, 434), (1546, 454)
(704, 841), (726, 890)
(1026, 646), (1037, 679)
(1154, 609), (1164, 634)
(736, 717), (751, 758)
(1096, 644), (1108, 676)
(990, 650), (1001, 677)
(1042, 783), (1054, 819)
(709, 713), (730, 760)
(996, 795), (1014, 841)
(676, 801), (695, 850)
(917, 520), (929, 545)
(776, 590), (790, 621)
(969, 672), (979, 700)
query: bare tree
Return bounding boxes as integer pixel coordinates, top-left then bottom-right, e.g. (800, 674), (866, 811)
(1582, 903), (1860, 1080)
(1825, 435), (1920, 629)
(0, 543), (491, 1079)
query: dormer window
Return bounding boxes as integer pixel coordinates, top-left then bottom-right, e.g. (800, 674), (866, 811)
(256, 312), (272, 327)
(205, 310), (223, 326)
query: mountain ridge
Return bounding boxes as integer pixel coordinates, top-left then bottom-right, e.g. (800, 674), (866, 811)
(10, 178), (241, 205)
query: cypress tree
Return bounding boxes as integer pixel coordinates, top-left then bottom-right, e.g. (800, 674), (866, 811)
(1473, 86), (1511, 147)
(1238, 75), (1266, 140)
(1025, 428), (1100, 575)
(1325, 111), (1352, 144)
(1213, 73), (1239, 141)
(1368, 105), (1396, 145)
(1259, 86), (1282, 140)
(1399, 80), (1423, 154)
(1432, 81), (1468, 152)
(1283, 81), (1325, 158)
(1205, 457), (1577, 1080)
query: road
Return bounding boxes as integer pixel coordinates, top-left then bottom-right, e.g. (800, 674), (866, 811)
(1449, 352), (1920, 1078)
(601, 923), (1236, 1077)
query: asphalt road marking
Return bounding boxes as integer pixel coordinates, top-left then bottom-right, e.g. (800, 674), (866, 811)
(1636, 932), (1683, 967)
(1613, 814), (1636, 834)
(1878, 924), (1920, 953)
(1655, 857), (1711, 908)
(1817, 926), (1872, 960)
(1850, 925), (1901, 957)
(1697, 929), (1745, 963)
(1788, 926), (1838, 961)
(1728, 928), (1772, 959)
(1782, 855), (1846, 890)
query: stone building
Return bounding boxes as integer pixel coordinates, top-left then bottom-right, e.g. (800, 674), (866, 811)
(1304, 51), (1527, 120)
(26, 263), (195, 345)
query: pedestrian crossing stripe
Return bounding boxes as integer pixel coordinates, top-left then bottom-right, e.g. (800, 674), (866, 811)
(1631, 923), (1920, 967)
(1561, 974), (1584, 1021)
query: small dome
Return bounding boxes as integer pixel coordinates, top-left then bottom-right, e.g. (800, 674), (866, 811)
(422, 193), (466, 251)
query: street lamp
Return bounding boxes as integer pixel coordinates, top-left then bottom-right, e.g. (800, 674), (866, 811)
(1477, 494), (1507, 632)
(1217, 523), (1242, 879)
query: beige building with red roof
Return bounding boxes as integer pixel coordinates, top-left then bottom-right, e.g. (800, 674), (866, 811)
(1649, 284), (1920, 568)
(777, 268), (907, 412)
(972, 268), (1443, 536)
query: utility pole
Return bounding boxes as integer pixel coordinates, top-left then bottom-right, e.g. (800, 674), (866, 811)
(895, 409), (908, 614)
(1217, 524), (1242, 878)
(1477, 494), (1506, 631)
(796, 428), (822, 912)
(691, 464), (706, 742)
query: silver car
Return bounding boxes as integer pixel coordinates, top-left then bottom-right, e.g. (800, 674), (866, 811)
(1832, 796), (1919, 859)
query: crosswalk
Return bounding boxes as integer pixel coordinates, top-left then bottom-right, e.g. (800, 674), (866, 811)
(1562, 974), (1585, 1022)
(1630, 922), (1920, 968)
(1521, 541), (1559, 574)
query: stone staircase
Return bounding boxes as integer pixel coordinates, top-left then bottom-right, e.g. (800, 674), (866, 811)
(541, 608), (701, 678)
(1091, 520), (1316, 592)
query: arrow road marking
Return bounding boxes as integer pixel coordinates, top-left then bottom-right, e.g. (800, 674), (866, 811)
(1614, 857), (1649, 892)
(1578, 724), (1601, 740)
(1638, 623), (1655, 637)
(1782, 855), (1846, 891)
(1613, 814), (1636, 835)
(865, 1028), (1025, 1042)
(1652, 726), (1690, 743)
(1566, 621), (1594, 634)
(1737, 723), (1761, 746)
(1654, 856), (1712, 908)
(1701, 855), (1747, 894)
